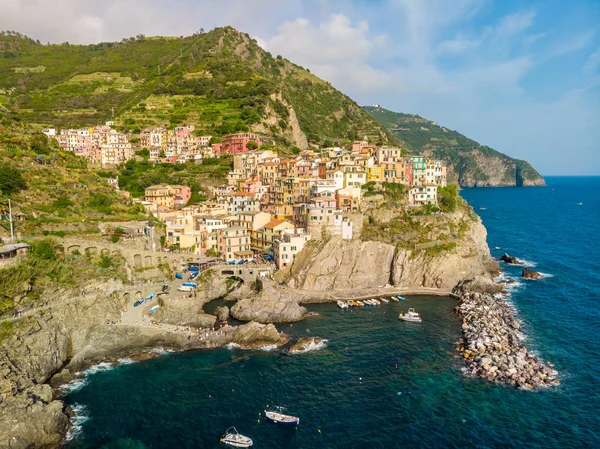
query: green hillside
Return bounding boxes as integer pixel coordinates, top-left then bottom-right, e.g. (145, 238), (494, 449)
(0, 106), (148, 237)
(0, 28), (391, 147)
(363, 106), (545, 187)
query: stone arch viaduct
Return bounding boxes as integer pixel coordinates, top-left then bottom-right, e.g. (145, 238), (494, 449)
(54, 238), (194, 270)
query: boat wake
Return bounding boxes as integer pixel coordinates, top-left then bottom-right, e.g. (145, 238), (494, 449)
(288, 339), (328, 354)
(66, 403), (89, 441)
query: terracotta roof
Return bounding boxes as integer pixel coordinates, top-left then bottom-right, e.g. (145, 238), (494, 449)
(263, 219), (288, 229)
(232, 192), (255, 197)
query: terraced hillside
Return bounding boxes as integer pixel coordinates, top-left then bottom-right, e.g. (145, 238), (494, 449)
(364, 106), (545, 187)
(0, 28), (392, 148)
(0, 107), (146, 237)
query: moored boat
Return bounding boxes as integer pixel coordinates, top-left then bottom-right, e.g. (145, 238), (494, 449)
(371, 299), (381, 305)
(337, 300), (348, 309)
(363, 299), (373, 306)
(264, 406), (300, 426)
(221, 427), (253, 448)
(380, 297), (390, 303)
(355, 300), (365, 307)
(396, 295), (406, 301)
(391, 296), (400, 302)
(399, 308), (422, 323)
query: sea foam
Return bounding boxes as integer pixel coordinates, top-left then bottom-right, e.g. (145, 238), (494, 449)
(66, 403), (89, 441)
(288, 339), (328, 354)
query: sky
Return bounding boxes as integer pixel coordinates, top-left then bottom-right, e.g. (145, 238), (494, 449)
(1, 0), (599, 175)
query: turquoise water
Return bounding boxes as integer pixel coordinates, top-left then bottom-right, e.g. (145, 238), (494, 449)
(64, 177), (600, 448)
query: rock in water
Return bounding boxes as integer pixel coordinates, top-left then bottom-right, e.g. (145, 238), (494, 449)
(522, 268), (542, 279)
(214, 306), (230, 322)
(500, 253), (522, 265)
(287, 337), (325, 354)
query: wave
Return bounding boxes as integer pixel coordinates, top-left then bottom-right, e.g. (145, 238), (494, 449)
(66, 403), (89, 441)
(519, 259), (538, 268)
(117, 358), (137, 365)
(288, 339), (328, 354)
(226, 342), (278, 352)
(85, 362), (116, 375)
(60, 378), (87, 394)
(151, 348), (176, 355)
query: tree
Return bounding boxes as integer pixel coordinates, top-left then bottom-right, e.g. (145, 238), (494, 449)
(0, 164), (26, 195)
(246, 140), (259, 151)
(159, 151), (166, 158)
(206, 248), (218, 257)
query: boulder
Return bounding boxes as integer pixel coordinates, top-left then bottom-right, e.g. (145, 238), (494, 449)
(287, 337), (325, 354)
(230, 321), (287, 348)
(500, 253), (522, 265)
(522, 268), (541, 279)
(214, 306), (230, 322)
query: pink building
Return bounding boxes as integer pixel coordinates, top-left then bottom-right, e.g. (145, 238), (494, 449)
(213, 133), (262, 155)
(171, 185), (192, 207)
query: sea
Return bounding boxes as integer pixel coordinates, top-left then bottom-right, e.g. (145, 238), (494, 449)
(63, 176), (600, 449)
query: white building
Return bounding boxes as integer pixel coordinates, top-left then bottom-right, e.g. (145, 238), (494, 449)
(273, 228), (311, 269)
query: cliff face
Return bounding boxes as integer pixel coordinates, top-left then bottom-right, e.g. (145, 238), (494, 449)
(0, 279), (285, 448)
(282, 209), (499, 292)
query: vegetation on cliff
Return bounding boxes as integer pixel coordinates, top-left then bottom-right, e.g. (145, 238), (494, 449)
(0, 107), (148, 235)
(0, 28), (392, 147)
(363, 106), (545, 187)
(0, 238), (126, 317)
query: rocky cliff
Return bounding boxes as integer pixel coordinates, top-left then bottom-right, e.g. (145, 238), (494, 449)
(0, 281), (286, 448)
(280, 208), (500, 293)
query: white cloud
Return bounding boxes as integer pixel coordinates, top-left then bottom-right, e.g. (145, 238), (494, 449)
(549, 30), (596, 57)
(259, 14), (395, 92)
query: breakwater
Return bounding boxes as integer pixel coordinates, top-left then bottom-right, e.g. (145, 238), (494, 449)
(455, 291), (559, 389)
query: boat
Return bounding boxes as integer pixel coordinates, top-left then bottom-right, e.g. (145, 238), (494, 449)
(391, 296), (400, 302)
(264, 406), (300, 426)
(337, 300), (348, 309)
(399, 308), (422, 323)
(221, 427), (253, 448)
(396, 295), (406, 301)
(363, 299), (373, 306)
(380, 297), (390, 303)
(371, 299), (381, 305)
(177, 285), (194, 292)
(355, 300), (364, 307)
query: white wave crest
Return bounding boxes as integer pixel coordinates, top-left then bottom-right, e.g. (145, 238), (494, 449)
(151, 347), (175, 355)
(66, 403), (89, 441)
(258, 344), (278, 352)
(84, 362), (115, 375)
(60, 377), (87, 394)
(226, 343), (241, 350)
(519, 259), (537, 268)
(288, 339), (328, 354)
(117, 358), (136, 365)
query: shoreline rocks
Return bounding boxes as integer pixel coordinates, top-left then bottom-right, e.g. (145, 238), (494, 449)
(454, 291), (558, 389)
(500, 253), (523, 265)
(522, 268), (542, 279)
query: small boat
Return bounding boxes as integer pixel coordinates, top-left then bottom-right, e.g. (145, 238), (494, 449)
(355, 300), (364, 307)
(391, 296), (400, 302)
(396, 295), (406, 301)
(399, 308), (422, 323)
(337, 300), (348, 309)
(363, 299), (373, 306)
(371, 299), (381, 305)
(264, 406), (300, 426)
(380, 297), (390, 303)
(177, 286), (194, 292)
(221, 427), (253, 448)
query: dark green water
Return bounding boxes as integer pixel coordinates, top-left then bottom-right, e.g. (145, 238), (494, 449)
(64, 177), (600, 448)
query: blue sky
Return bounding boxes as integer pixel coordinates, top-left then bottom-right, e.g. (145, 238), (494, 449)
(1, 0), (599, 175)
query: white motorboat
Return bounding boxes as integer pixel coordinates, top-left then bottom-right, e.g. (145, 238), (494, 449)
(380, 297), (390, 303)
(363, 299), (374, 306)
(399, 308), (422, 323)
(264, 406), (300, 426)
(337, 300), (348, 309)
(371, 299), (381, 305)
(221, 427), (253, 448)
(177, 285), (194, 292)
